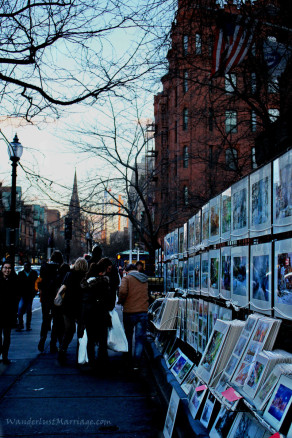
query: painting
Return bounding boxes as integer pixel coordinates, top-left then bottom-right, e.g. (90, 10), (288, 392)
(209, 250), (220, 297)
(250, 243), (272, 315)
(231, 177), (249, 239)
(221, 188), (231, 240)
(210, 195), (220, 243)
(163, 388), (180, 438)
(195, 211), (201, 246)
(264, 375), (292, 430)
(210, 406), (236, 438)
(220, 247), (231, 299)
(273, 150), (292, 234)
(201, 253), (209, 294)
(202, 204), (210, 244)
(188, 215), (195, 251)
(228, 412), (269, 438)
(194, 255), (201, 292)
(200, 330), (224, 373)
(274, 239), (292, 319)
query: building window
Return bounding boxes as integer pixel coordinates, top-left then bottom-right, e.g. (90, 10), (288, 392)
(225, 73), (237, 93)
(208, 108), (214, 132)
(251, 110), (257, 132)
(268, 108), (279, 122)
(195, 33), (202, 54)
(251, 72), (257, 94)
(226, 148), (238, 170)
(183, 108), (188, 131)
(183, 186), (189, 206)
(183, 70), (188, 93)
(251, 147), (257, 169)
(225, 110), (237, 134)
(183, 35), (188, 56)
(183, 146), (189, 168)
(268, 77), (278, 94)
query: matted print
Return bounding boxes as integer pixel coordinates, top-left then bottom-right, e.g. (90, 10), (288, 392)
(263, 375), (292, 431)
(231, 246), (249, 308)
(201, 252), (209, 295)
(188, 257), (195, 292)
(231, 177), (249, 240)
(209, 195), (220, 244)
(249, 163), (271, 237)
(273, 149), (292, 234)
(227, 411), (270, 438)
(163, 388), (180, 438)
(181, 367), (198, 395)
(183, 222), (188, 255)
(164, 233), (171, 261)
(210, 406), (236, 438)
(208, 302), (219, 339)
(171, 351), (194, 384)
(200, 392), (216, 429)
(173, 229), (179, 257)
(194, 255), (201, 294)
(183, 260), (188, 291)
(195, 210), (202, 246)
(221, 188), (231, 241)
(250, 242), (272, 315)
(220, 247), (231, 300)
(178, 260), (183, 290)
(178, 227), (184, 256)
(188, 214), (196, 253)
(173, 259), (178, 289)
(274, 238), (292, 319)
(209, 250), (220, 297)
(188, 380), (208, 419)
(202, 203), (210, 246)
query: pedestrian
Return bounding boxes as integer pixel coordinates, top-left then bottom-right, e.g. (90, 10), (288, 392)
(80, 258), (116, 369)
(0, 261), (19, 364)
(135, 261), (144, 273)
(17, 262), (38, 331)
(118, 263), (149, 370)
(87, 244), (102, 268)
(38, 250), (70, 353)
(57, 257), (88, 364)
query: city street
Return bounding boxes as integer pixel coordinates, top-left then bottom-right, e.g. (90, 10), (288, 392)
(0, 301), (164, 438)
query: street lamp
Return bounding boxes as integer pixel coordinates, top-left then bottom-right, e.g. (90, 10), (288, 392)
(7, 134), (23, 267)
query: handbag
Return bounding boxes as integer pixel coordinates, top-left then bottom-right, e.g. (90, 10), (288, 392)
(54, 284), (66, 307)
(78, 329), (88, 364)
(107, 309), (128, 352)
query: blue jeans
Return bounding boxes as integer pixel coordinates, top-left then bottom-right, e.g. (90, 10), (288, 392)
(123, 312), (148, 364)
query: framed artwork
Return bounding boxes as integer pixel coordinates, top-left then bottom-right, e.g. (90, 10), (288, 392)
(249, 163), (272, 237)
(231, 177), (249, 240)
(163, 388), (180, 438)
(164, 233), (171, 261)
(250, 242), (272, 315)
(198, 299), (208, 354)
(274, 238), (292, 319)
(201, 252), (209, 295)
(188, 214), (196, 253)
(220, 247), (231, 300)
(194, 255), (201, 294)
(183, 222), (188, 256)
(194, 210), (202, 246)
(209, 249), (220, 297)
(188, 380), (208, 419)
(263, 375), (292, 431)
(178, 227), (184, 257)
(182, 260), (188, 291)
(227, 411), (270, 438)
(181, 367), (197, 395)
(273, 149), (292, 234)
(173, 229), (179, 258)
(188, 257), (195, 292)
(221, 188), (231, 242)
(209, 406), (236, 438)
(209, 195), (221, 244)
(200, 392), (216, 429)
(178, 260), (184, 290)
(166, 348), (182, 369)
(173, 259), (178, 289)
(208, 302), (219, 340)
(202, 203), (210, 246)
(231, 246), (249, 308)
(171, 351), (194, 384)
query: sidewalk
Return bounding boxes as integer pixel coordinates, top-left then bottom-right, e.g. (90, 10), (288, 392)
(0, 300), (164, 438)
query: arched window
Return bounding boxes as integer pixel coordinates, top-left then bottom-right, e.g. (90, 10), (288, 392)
(183, 146), (189, 168)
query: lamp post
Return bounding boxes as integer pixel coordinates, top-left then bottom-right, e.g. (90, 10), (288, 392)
(7, 134), (23, 267)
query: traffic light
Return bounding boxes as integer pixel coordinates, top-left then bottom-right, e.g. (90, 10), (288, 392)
(64, 217), (72, 240)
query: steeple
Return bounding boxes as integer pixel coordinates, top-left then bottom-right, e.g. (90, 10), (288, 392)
(69, 169), (80, 214)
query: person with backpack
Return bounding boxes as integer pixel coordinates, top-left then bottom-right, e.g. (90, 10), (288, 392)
(38, 251), (69, 353)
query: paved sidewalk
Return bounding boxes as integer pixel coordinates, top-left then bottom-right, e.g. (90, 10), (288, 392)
(0, 301), (164, 437)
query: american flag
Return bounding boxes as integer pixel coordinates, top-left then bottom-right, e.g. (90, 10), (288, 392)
(211, 14), (255, 77)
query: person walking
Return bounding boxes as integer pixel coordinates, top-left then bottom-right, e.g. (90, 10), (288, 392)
(0, 261), (19, 364)
(87, 245), (102, 268)
(17, 262), (38, 331)
(80, 258), (116, 369)
(38, 250), (69, 353)
(57, 257), (88, 364)
(118, 263), (149, 370)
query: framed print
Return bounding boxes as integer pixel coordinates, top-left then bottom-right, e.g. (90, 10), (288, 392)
(200, 392), (216, 429)
(178, 260), (184, 290)
(210, 406), (236, 438)
(231, 177), (249, 240)
(163, 388), (180, 438)
(201, 252), (209, 295)
(194, 210), (202, 247)
(250, 242), (272, 315)
(181, 367), (197, 395)
(221, 188), (231, 242)
(249, 163), (272, 237)
(182, 260), (188, 291)
(209, 249), (220, 297)
(208, 302), (219, 340)
(173, 229), (179, 258)
(194, 254), (201, 294)
(227, 411), (270, 438)
(171, 351), (194, 384)
(209, 195), (221, 244)
(183, 222), (188, 256)
(166, 348), (182, 369)
(202, 203), (210, 246)
(188, 256), (195, 293)
(273, 149), (292, 234)
(178, 227), (184, 258)
(263, 375), (292, 431)
(274, 238), (292, 319)
(164, 233), (171, 261)
(231, 246), (249, 308)
(188, 214), (196, 253)
(188, 380), (208, 419)
(173, 259), (178, 289)
(220, 247), (231, 300)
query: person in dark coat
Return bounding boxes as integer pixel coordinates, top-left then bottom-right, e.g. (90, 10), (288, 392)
(87, 245), (102, 268)
(17, 262), (38, 331)
(38, 250), (70, 353)
(0, 261), (19, 364)
(80, 258), (116, 368)
(57, 257), (88, 363)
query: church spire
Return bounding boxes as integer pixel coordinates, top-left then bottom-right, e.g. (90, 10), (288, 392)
(69, 169), (80, 213)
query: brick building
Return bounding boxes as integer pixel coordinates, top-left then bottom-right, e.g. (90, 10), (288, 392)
(153, 0), (289, 243)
